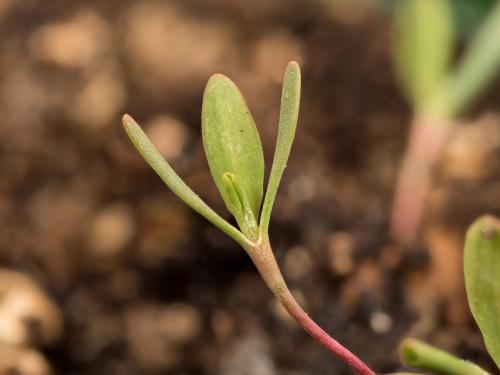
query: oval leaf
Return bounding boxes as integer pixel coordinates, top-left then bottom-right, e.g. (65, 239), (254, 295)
(202, 74), (264, 227)
(464, 215), (500, 369)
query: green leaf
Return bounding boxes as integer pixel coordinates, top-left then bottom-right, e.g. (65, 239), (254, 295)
(449, 0), (497, 38)
(222, 172), (258, 240)
(202, 74), (264, 235)
(259, 61), (301, 238)
(393, 0), (454, 114)
(122, 114), (252, 248)
(464, 215), (500, 369)
(399, 338), (490, 375)
(443, 1), (500, 116)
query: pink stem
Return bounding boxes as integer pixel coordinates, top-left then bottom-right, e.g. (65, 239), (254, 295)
(279, 289), (375, 375)
(248, 241), (375, 375)
(390, 115), (452, 243)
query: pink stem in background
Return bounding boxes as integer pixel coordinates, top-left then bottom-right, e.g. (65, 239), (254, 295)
(390, 115), (452, 243)
(248, 242), (375, 375)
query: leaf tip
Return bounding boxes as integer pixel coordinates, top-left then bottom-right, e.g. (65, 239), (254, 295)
(222, 171), (235, 182)
(204, 74), (240, 106)
(285, 60), (301, 77)
(122, 113), (135, 129)
(207, 73), (233, 88)
(399, 338), (419, 366)
(468, 215), (500, 240)
(474, 214), (499, 225)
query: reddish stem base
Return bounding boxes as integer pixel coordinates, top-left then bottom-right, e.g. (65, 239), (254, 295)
(248, 241), (375, 375)
(390, 115), (452, 243)
(279, 289), (375, 375)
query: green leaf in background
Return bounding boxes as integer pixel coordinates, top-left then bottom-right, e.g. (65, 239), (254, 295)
(464, 215), (500, 369)
(393, 0), (454, 114)
(259, 61), (301, 238)
(202, 74), (264, 240)
(449, 0), (497, 38)
(443, 0), (500, 117)
(383, 0), (495, 37)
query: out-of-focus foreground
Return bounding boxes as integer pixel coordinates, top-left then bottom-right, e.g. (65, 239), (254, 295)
(0, 0), (499, 374)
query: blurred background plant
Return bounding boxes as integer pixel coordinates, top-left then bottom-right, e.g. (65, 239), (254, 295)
(0, 0), (499, 374)
(391, 215), (500, 375)
(390, 0), (500, 244)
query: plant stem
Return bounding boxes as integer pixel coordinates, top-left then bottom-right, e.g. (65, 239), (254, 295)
(400, 338), (491, 375)
(390, 115), (452, 243)
(247, 240), (375, 375)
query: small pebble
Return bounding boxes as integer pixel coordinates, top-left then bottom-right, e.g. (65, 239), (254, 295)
(0, 269), (63, 346)
(145, 115), (189, 161)
(284, 246), (312, 281)
(0, 344), (52, 375)
(369, 311), (392, 334)
(327, 232), (354, 276)
(87, 203), (135, 260)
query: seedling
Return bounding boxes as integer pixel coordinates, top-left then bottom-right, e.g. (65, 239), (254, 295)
(123, 62), (375, 375)
(121, 42), (500, 375)
(390, 0), (500, 242)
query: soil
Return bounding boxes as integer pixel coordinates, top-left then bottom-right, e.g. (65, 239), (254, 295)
(0, 1), (499, 374)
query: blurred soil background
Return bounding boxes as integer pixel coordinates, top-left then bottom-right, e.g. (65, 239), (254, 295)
(0, 0), (500, 374)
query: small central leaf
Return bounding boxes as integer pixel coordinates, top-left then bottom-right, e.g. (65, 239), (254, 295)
(202, 74), (264, 227)
(222, 172), (245, 215)
(222, 172), (258, 240)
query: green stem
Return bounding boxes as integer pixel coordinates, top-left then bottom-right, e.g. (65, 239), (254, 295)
(400, 338), (491, 375)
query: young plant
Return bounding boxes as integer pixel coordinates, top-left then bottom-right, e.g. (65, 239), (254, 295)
(396, 215), (500, 374)
(122, 62), (375, 375)
(390, 0), (500, 242)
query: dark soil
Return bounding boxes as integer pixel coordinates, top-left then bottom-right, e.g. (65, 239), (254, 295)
(0, 1), (499, 374)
